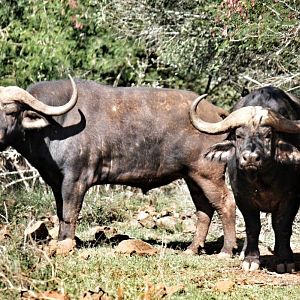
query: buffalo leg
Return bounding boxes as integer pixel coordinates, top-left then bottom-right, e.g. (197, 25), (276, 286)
(53, 177), (87, 241)
(215, 189), (236, 256)
(238, 206), (261, 271)
(185, 177), (236, 256)
(272, 202), (299, 273)
(185, 180), (214, 254)
(203, 183), (236, 256)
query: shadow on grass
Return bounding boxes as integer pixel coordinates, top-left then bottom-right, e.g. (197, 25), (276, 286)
(76, 234), (244, 255)
(76, 233), (131, 248)
(76, 234), (300, 272)
(260, 253), (300, 272)
(142, 235), (245, 255)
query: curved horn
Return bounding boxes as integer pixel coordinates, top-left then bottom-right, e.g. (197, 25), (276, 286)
(189, 95), (300, 134)
(0, 75), (78, 116)
(189, 95), (269, 134)
(262, 110), (300, 133)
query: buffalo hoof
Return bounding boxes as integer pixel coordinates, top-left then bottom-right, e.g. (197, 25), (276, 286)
(242, 259), (260, 271)
(287, 263), (296, 273)
(276, 263), (295, 274)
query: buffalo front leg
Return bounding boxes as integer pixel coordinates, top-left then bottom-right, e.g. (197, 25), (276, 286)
(53, 178), (87, 241)
(272, 202), (299, 273)
(239, 207), (261, 271)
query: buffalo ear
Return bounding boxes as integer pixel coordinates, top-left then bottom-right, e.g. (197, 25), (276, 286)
(204, 140), (236, 162)
(21, 110), (50, 129)
(275, 139), (300, 164)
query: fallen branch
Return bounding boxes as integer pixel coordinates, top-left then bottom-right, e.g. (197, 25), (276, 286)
(4, 175), (40, 190)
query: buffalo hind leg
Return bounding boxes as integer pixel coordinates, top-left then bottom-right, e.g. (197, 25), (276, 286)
(185, 180), (214, 255)
(185, 178), (236, 257)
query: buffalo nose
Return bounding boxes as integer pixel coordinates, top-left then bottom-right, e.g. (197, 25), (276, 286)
(241, 150), (261, 165)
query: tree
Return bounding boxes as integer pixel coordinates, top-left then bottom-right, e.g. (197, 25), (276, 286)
(99, 0), (300, 106)
(0, 0), (155, 88)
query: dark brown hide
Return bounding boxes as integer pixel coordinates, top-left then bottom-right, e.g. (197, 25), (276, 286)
(2, 79), (236, 255)
(193, 86), (300, 272)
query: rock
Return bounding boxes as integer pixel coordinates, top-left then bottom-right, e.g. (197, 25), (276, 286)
(138, 215), (156, 229)
(183, 210), (194, 218)
(91, 226), (117, 237)
(79, 251), (91, 260)
(129, 219), (143, 228)
(136, 210), (156, 229)
(156, 216), (178, 232)
(109, 234), (130, 245)
(115, 239), (158, 256)
(141, 282), (185, 299)
(56, 238), (76, 256)
(173, 212), (180, 219)
(88, 226), (119, 243)
(139, 205), (157, 216)
(183, 249), (197, 256)
(137, 211), (150, 221)
(45, 238), (76, 256)
(181, 217), (196, 233)
(215, 280), (235, 293)
(157, 209), (172, 218)
(43, 240), (58, 257)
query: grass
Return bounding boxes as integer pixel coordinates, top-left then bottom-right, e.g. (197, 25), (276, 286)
(1, 182), (300, 299)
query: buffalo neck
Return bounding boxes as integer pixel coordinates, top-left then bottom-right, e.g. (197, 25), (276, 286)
(12, 127), (63, 188)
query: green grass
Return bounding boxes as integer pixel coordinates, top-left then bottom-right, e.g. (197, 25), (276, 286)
(1, 183), (300, 299)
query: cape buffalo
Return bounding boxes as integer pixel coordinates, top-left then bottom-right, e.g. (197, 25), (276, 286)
(190, 86), (300, 272)
(0, 77), (236, 255)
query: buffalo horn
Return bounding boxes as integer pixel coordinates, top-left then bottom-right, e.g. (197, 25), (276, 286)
(0, 75), (77, 116)
(189, 95), (300, 134)
(262, 110), (300, 133)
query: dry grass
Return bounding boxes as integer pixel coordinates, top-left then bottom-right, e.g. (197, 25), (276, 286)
(0, 183), (300, 299)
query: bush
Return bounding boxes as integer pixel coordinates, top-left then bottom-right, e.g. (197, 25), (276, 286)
(1, 0), (299, 107)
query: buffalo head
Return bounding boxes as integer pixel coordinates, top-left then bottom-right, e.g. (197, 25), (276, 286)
(189, 93), (300, 171)
(0, 75), (77, 150)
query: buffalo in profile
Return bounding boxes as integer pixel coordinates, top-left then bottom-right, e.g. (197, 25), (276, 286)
(190, 86), (300, 273)
(0, 77), (236, 255)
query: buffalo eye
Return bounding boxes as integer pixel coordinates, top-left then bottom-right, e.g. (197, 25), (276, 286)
(235, 132), (244, 140)
(235, 128), (245, 140)
(266, 133), (271, 139)
(263, 129), (272, 141)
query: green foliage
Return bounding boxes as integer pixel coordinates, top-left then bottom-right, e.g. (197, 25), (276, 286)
(0, 187), (54, 226)
(0, 0), (153, 87)
(100, 0), (300, 105)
